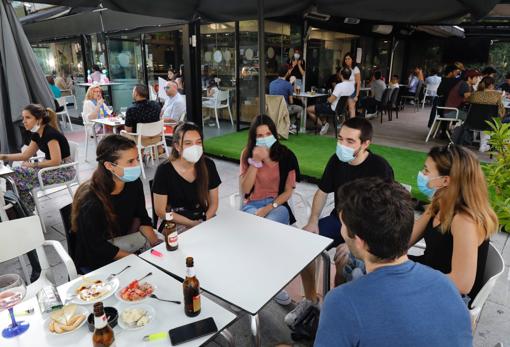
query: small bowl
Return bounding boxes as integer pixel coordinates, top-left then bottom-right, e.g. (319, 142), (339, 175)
(87, 307), (118, 332)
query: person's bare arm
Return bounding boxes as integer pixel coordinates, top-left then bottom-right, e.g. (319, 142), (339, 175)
(153, 193), (198, 227)
(113, 249), (131, 260)
(32, 140), (62, 168)
(124, 126), (134, 133)
(139, 225), (161, 246)
(205, 187), (219, 220)
(240, 147), (267, 194)
(303, 189), (328, 233)
(289, 95), (294, 104)
(1, 141), (38, 162)
(327, 94), (337, 104)
(354, 73), (361, 100)
(448, 214), (480, 294)
(297, 60), (305, 76)
(409, 207), (432, 246)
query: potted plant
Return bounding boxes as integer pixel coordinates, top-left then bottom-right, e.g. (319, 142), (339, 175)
(485, 119), (510, 232)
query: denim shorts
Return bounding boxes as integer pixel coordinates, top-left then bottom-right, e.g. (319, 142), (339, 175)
(315, 102), (335, 115)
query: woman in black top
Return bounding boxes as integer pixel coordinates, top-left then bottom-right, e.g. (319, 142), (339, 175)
(0, 104), (74, 213)
(71, 135), (160, 272)
(409, 145), (498, 304)
(153, 122), (221, 229)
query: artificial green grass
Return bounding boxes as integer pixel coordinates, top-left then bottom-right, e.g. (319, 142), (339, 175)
(205, 131), (428, 199)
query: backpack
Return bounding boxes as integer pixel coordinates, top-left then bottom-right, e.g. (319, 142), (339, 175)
(290, 305), (321, 341)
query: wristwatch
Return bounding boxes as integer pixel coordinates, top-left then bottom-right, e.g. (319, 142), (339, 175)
(272, 201), (279, 209)
(248, 157), (263, 168)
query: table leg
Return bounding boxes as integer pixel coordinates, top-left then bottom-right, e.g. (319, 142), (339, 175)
(93, 124), (98, 146)
(220, 329), (235, 347)
(321, 250), (331, 297)
(300, 98), (308, 134)
(250, 314), (261, 347)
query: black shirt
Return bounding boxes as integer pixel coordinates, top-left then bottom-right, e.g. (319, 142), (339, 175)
(152, 157), (221, 217)
(499, 82), (510, 93)
(31, 125), (70, 160)
(318, 151), (394, 216)
(437, 77), (460, 100)
(125, 99), (161, 132)
(74, 179), (152, 270)
(287, 59), (306, 80)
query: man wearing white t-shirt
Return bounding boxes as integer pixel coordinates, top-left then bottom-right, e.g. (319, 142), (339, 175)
(307, 68), (354, 135)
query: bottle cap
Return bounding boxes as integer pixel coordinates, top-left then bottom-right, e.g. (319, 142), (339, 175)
(93, 302), (104, 316)
(186, 257), (194, 267)
(165, 212), (173, 221)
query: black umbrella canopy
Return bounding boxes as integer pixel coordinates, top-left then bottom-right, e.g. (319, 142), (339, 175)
(28, 0), (501, 23)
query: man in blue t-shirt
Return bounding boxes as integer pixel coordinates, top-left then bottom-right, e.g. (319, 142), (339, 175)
(315, 177), (472, 347)
(269, 65), (303, 134)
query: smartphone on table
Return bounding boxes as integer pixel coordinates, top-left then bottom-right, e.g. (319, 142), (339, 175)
(168, 317), (218, 345)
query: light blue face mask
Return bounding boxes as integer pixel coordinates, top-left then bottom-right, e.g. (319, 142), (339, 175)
(113, 164), (142, 182)
(256, 135), (277, 148)
(336, 143), (358, 163)
(417, 171), (442, 199)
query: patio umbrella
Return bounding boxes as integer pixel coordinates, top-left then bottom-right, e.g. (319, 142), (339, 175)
(0, 0), (53, 153)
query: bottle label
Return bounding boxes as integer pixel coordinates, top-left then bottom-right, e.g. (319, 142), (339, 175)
(186, 267), (195, 278)
(193, 294), (201, 312)
(165, 212), (173, 221)
(94, 313), (107, 329)
(168, 231), (178, 247)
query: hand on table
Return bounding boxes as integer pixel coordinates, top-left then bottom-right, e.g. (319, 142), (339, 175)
(303, 222), (319, 234)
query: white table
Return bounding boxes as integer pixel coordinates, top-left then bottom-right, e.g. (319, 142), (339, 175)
(0, 255), (236, 347)
(140, 209), (332, 345)
(91, 117), (126, 144)
(0, 164), (13, 176)
(292, 92), (328, 133)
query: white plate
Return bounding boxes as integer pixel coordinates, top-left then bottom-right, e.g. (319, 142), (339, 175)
(66, 276), (119, 305)
(117, 304), (155, 330)
(115, 282), (156, 304)
(45, 306), (88, 336)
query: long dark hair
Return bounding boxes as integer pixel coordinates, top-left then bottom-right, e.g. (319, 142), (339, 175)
(170, 122), (209, 211)
(71, 135), (136, 237)
(342, 52), (357, 69)
(242, 115), (287, 167)
(24, 104), (60, 131)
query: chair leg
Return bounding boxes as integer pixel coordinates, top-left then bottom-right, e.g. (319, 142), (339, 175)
(67, 113), (73, 131)
(32, 190), (47, 234)
(66, 184), (73, 199)
(214, 108), (220, 129)
(227, 105), (234, 127)
(433, 120), (442, 138)
(425, 120), (438, 142)
(138, 148), (146, 179)
(84, 129), (89, 162)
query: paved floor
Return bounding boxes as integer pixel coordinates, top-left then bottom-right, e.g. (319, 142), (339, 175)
(1, 105), (508, 346)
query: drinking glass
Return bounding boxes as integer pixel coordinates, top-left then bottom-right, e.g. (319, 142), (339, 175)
(0, 274), (29, 338)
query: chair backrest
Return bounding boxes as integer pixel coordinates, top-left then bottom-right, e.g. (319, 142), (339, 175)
(389, 87), (400, 107)
(57, 96), (68, 111)
(335, 96), (349, 115)
(470, 243), (505, 313)
(0, 216), (44, 263)
(464, 103), (499, 131)
(217, 90), (229, 104)
(138, 119), (165, 137)
(380, 88), (392, 105)
(179, 111), (186, 122)
(426, 83), (439, 93)
(415, 80), (424, 97)
(68, 141), (79, 162)
(59, 204), (76, 262)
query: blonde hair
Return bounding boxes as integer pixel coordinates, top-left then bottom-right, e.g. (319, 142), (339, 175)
(23, 104), (60, 131)
(85, 85), (102, 100)
(429, 145), (498, 239)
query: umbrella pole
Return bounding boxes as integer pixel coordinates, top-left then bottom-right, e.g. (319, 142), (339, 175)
(257, 0), (265, 116)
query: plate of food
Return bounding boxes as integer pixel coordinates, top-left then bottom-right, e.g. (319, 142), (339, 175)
(67, 276), (119, 305)
(116, 279), (155, 303)
(117, 304), (155, 330)
(45, 304), (88, 335)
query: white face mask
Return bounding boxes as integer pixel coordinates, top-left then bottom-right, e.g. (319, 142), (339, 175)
(182, 145), (203, 163)
(294, 53), (300, 60)
(30, 123), (41, 133)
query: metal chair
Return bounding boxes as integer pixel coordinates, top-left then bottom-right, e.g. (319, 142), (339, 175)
(32, 141), (80, 233)
(425, 106), (461, 142)
(202, 90), (234, 129)
(317, 95), (348, 137)
(401, 80), (424, 112)
(387, 87), (400, 121)
(0, 216), (78, 299)
(463, 103), (499, 144)
(378, 88), (392, 123)
(421, 84), (439, 109)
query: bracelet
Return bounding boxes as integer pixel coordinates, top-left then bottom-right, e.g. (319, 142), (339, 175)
(248, 158), (263, 168)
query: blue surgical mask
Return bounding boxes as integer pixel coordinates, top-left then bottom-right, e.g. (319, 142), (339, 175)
(336, 143), (357, 163)
(113, 164), (142, 182)
(417, 171), (441, 199)
(256, 135), (277, 148)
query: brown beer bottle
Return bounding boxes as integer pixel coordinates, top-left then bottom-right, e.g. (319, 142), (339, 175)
(92, 302), (115, 347)
(163, 212), (178, 251)
(183, 257), (201, 317)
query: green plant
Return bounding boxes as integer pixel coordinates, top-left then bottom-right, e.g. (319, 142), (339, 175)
(485, 119), (510, 232)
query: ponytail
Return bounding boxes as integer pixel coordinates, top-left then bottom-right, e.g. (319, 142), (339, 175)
(478, 76), (495, 92)
(45, 108), (60, 131)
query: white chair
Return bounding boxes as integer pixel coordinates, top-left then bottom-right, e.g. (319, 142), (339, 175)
(421, 84), (439, 109)
(56, 96), (73, 130)
(0, 216), (78, 299)
(59, 88), (78, 110)
(202, 90), (234, 129)
(81, 112), (99, 162)
(425, 106), (461, 142)
(32, 141), (80, 233)
(120, 120), (169, 179)
(470, 242), (505, 330)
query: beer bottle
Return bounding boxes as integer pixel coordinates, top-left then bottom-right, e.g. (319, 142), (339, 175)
(92, 302), (115, 347)
(163, 211), (178, 251)
(183, 257), (201, 317)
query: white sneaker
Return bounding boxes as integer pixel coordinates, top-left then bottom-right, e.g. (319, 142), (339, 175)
(274, 290), (291, 306)
(319, 122), (329, 135)
(284, 298), (319, 328)
(365, 112), (377, 120)
(479, 145), (490, 153)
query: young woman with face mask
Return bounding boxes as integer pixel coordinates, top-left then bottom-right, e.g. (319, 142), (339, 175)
(0, 104), (74, 213)
(240, 115), (300, 225)
(409, 144), (498, 304)
(152, 122), (221, 230)
(71, 135), (160, 273)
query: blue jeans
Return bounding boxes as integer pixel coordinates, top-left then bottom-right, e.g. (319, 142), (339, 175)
(318, 214), (344, 250)
(242, 197), (289, 225)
